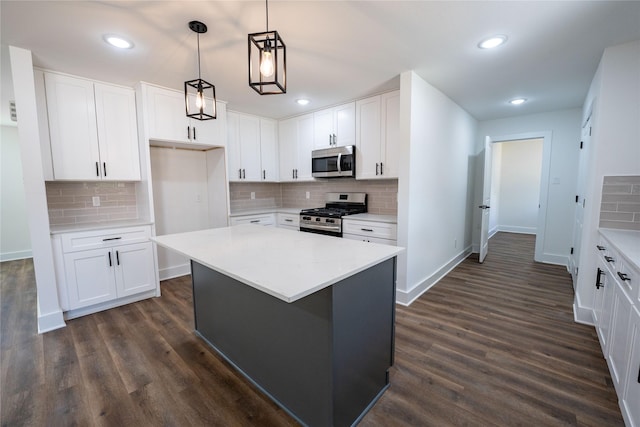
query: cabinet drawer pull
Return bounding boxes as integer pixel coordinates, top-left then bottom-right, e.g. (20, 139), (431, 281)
(595, 268), (603, 289)
(250, 220), (260, 223)
(361, 228), (374, 232)
(285, 219), (293, 222)
(596, 245), (606, 251)
(617, 272), (630, 282)
(108, 251), (112, 267)
(604, 256), (615, 263)
(102, 237), (122, 241)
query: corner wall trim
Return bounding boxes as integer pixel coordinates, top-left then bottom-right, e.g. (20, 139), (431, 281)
(38, 310), (66, 333)
(396, 246), (473, 306)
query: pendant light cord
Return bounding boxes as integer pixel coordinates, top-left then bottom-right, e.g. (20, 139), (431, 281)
(197, 33), (201, 80)
(265, 0), (269, 31)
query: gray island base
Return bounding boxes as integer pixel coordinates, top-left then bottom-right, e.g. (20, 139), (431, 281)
(191, 257), (397, 427)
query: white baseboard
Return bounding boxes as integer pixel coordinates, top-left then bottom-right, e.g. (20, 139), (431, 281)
(497, 225), (537, 235)
(573, 303), (595, 326)
(396, 246), (473, 306)
(63, 289), (158, 320)
(37, 309), (66, 333)
(159, 263), (191, 281)
(535, 253), (568, 266)
(1, 250), (33, 262)
(488, 226), (499, 238)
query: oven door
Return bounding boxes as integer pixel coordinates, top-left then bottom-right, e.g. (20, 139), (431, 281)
(299, 215), (342, 237)
(311, 146), (355, 178)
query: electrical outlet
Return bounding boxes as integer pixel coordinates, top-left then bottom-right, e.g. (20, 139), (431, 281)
(251, 192), (255, 200)
(92, 196), (100, 207)
(306, 191), (310, 199)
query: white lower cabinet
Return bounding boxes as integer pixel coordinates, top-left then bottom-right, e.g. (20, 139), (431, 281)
(342, 218), (397, 245)
(53, 225), (158, 317)
(594, 233), (640, 426)
(229, 213), (276, 226)
(277, 213), (300, 231)
(622, 305), (640, 427)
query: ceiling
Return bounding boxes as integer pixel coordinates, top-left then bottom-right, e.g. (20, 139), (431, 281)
(2, 1), (640, 126)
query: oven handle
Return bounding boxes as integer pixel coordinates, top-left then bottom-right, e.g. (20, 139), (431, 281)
(337, 153), (342, 173)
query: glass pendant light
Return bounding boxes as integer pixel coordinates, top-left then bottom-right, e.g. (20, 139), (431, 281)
(185, 20), (216, 120)
(248, 0), (286, 95)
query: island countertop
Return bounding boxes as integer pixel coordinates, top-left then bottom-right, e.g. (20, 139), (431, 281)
(152, 224), (404, 303)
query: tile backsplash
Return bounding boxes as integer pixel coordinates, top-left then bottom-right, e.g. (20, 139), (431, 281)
(230, 179), (398, 215)
(46, 182), (138, 226)
(599, 175), (640, 231)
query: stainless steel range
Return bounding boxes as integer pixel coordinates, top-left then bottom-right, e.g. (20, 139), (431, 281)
(300, 192), (367, 237)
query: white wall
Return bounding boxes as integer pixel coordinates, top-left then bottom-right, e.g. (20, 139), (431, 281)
(474, 108), (582, 264)
(574, 40), (640, 324)
(150, 147), (214, 280)
(396, 71), (477, 305)
(495, 138), (543, 234)
(1, 125), (32, 261)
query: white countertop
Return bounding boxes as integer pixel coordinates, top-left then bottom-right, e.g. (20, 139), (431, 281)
(50, 219), (153, 235)
(343, 213), (398, 224)
(229, 207), (303, 217)
(152, 224), (404, 303)
(599, 228), (640, 270)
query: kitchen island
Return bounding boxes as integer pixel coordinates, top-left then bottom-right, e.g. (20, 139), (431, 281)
(152, 225), (403, 427)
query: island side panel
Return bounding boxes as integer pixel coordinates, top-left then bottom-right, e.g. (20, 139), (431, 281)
(331, 257), (396, 427)
(191, 261), (333, 427)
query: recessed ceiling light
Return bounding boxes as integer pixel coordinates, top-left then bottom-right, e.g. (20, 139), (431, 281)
(103, 34), (134, 49)
(478, 35), (507, 49)
(509, 98), (527, 105)
(296, 99), (310, 106)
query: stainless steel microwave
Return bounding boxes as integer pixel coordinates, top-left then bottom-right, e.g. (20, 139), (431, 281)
(311, 145), (356, 178)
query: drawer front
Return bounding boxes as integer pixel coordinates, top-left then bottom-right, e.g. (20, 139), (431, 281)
(343, 233), (396, 246)
(277, 213), (300, 228)
(61, 226), (151, 253)
(620, 262), (639, 306)
(342, 219), (397, 240)
(598, 237), (622, 273)
(230, 214), (276, 226)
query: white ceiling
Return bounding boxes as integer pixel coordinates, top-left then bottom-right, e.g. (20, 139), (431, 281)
(2, 1), (640, 126)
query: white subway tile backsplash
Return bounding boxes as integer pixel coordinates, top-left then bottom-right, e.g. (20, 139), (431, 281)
(599, 176), (640, 230)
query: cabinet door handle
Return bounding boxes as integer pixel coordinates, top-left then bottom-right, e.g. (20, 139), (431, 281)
(242, 169), (246, 179)
(329, 134), (332, 146)
(617, 272), (630, 282)
(108, 251), (112, 267)
(596, 245), (606, 251)
(116, 250), (120, 266)
(193, 127), (196, 140)
(239, 169), (242, 179)
(380, 162), (383, 175)
(376, 163), (379, 175)
(263, 170), (266, 180)
(595, 267), (603, 289)
(187, 126), (191, 140)
(95, 162), (100, 177)
(292, 169), (295, 179)
(361, 228), (374, 232)
(604, 256), (615, 263)
(103, 162), (107, 177)
(102, 237), (122, 241)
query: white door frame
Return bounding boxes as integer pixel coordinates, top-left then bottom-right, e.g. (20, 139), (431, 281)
(485, 131), (553, 263)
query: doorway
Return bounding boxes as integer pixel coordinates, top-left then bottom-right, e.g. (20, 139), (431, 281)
(478, 131), (552, 263)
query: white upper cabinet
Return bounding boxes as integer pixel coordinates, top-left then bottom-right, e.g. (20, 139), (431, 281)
(144, 84), (226, 148)
(227, 112), (279, 182)
(355, 91), (400, 180)
(279, 114), (314, 182)
(44, 72), (140, 181)
(260, 119), (279, 182)
(313, 102), (355, 148)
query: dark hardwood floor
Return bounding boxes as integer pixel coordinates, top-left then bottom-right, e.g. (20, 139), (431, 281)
(1, 232), (623, 426)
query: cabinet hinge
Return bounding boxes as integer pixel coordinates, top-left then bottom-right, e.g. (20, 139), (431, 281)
(570, 247), (574, 255)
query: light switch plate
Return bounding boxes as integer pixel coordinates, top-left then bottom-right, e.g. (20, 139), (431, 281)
(92, 196), (100, 207)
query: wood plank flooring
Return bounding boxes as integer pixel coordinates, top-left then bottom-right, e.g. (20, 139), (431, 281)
(1, 232), (624, 426)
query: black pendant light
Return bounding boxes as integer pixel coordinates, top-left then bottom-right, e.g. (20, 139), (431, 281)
(248, 0), (286, 95)
(185, 20), (216, 120)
